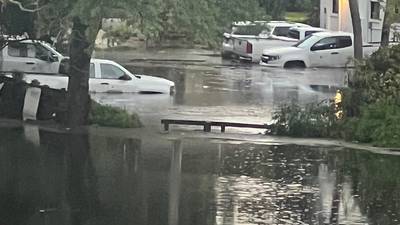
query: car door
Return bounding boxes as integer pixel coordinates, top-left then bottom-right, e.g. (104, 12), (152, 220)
(3, 43), (38, 73)
(308, 37), (342, 67)
(3, 42), (58, 74)
(91, 63), (136, 93)
(335, 36), (353, 66)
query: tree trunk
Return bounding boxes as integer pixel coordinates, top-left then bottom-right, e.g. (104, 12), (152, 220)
(381, 0), (391, 47)
(66, 17), (91, 127)
(349, 0), (363, 60)
(66, 16), (101, 127)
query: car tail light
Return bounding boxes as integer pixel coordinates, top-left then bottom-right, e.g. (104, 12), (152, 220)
(246, 42), (253, 54)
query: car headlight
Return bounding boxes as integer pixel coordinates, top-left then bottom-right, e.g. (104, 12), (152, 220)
(263, 55), (280, 61)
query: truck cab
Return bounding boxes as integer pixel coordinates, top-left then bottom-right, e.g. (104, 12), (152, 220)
(286, 27), (326, 41)
(0, 40), (63, 75)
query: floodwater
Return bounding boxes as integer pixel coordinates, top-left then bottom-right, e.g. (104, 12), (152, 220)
(3, 49), (397, 225)
(92, 48), (348, 129)
(1, 126), (400, 225)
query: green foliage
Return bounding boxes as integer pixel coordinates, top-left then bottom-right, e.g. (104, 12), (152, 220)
(0, 3), (34, 35)
(89, 102), (142, 128)
(285, 0), (314, 12)
(232, 23), (270, 35)
(259, 0), (286, 20)
(285, 12), (309, 23)
(270, 101), (340, 138)
(351, 45), (400, 106)
(354, 102), (400, 147)
(125, 0), (267, 48)
(104, 25), (136, 41)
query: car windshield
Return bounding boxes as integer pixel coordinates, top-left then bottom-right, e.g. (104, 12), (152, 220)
(293, 35), (321, 48)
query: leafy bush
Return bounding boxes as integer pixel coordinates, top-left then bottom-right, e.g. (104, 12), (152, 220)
(270, 101), (340, 138)
(89, 102), (142, 128)
(351, 45), (400, 106)
(354, 102), (400, 147)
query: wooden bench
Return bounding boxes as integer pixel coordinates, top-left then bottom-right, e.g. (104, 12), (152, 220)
(161, 119), (271, 132)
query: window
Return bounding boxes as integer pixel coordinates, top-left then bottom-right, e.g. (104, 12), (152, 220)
(8, 43), (29, 57)
(311, 36), (352, 51)
(336, 36), (352, 48)
(100, 63), (125, 79)
(311, 37), (337, 51)
(90, 63), (95, 78)
(332, 0), (339, 14)
(305, 31), (321, 37)
(272, 27), (291, 37)
(8, 42), (52, 60)
(371, 1), (381, 20)
(288, 30), (300, 40)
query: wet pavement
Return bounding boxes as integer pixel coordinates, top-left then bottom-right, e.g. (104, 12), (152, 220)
(1, 126), (400, 225)
(92, 48), (348, 129)
(2, 49), (396, 225)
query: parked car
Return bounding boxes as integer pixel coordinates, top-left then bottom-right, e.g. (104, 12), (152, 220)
(24, 59), (175, 94)
(230, 22), (318, 62)
(260, 31), (380, 68)
(0, 40), (175, 94)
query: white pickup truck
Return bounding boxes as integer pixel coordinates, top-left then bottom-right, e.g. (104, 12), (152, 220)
(231, 23), (324, 63)
(0, 40), (175, 94)
(222, 21), (269, 58)
(260, 31), (380, 68)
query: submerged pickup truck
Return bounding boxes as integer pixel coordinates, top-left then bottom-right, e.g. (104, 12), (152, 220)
(260, 31), (380, 68)
(231, 23), (324, 63)
(0, 40), (175, 93)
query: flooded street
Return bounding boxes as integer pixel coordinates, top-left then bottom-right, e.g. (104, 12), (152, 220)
(2, 49), (397, 225)
(92, 49), (347, 129)
(1, 126), (400, 225)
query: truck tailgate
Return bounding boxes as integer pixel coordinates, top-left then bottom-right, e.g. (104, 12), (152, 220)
(233, 37), (297, 62)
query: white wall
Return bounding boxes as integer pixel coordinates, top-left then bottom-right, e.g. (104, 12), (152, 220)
(320, 0), (386, 43)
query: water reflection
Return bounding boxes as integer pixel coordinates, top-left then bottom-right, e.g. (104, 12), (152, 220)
(1, 128), (400, 225)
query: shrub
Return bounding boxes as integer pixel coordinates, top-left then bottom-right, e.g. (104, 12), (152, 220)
(270, 101), (340, 138)
(89, 102), (142, 128)
(354, 102), (400, 147)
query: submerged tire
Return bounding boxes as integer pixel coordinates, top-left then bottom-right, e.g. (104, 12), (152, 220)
(284, 61), (306, 69)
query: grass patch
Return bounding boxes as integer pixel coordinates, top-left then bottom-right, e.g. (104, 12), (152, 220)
(89, 101), (142, 128)
(285, 11), (309, 23)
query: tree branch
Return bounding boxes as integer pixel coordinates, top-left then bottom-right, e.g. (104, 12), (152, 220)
(3, 0), (45, 12)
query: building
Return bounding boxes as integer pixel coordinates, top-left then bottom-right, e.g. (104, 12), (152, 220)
(320, 0), (386, 43)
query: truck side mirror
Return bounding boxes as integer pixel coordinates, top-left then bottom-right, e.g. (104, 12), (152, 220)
(49, 55), (58, 63)
(118, 74), (132, 81)
(39, 54), (58, 63)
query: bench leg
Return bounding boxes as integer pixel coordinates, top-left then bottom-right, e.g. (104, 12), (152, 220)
(221, 125), (225, 133)
(164, 123), (169, 131)
(204, 123), (211, 132)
